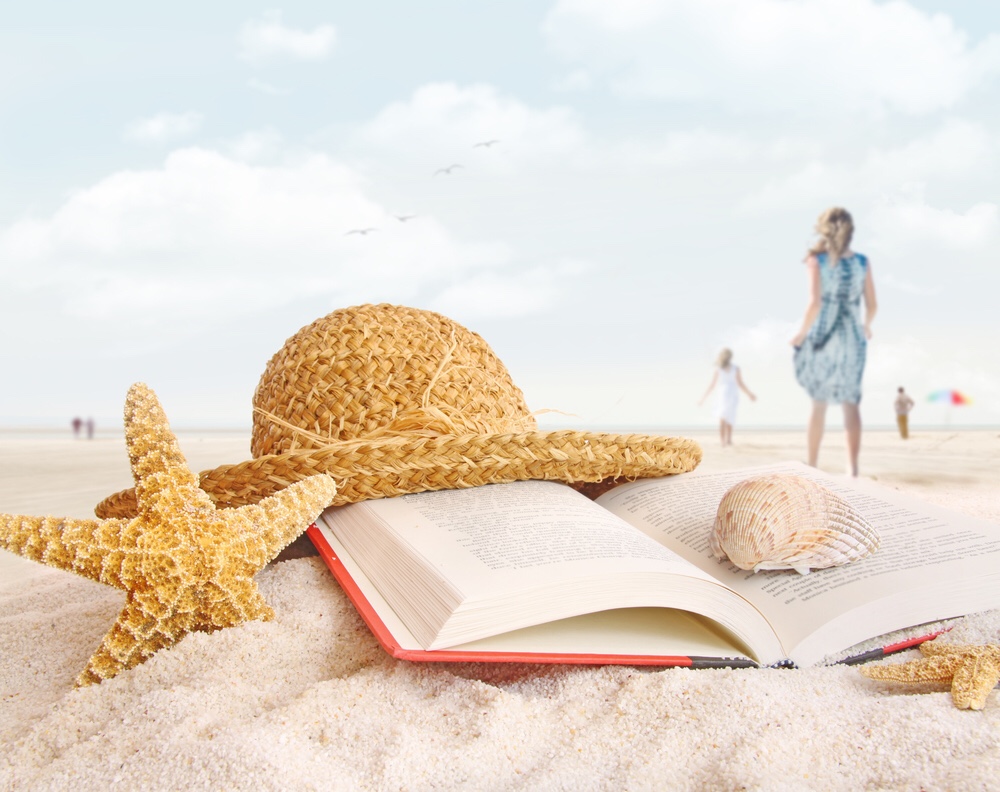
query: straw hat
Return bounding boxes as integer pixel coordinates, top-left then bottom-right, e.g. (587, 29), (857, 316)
(95, 304), (701, 518)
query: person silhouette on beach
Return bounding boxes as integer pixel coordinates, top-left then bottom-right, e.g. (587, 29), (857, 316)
(85, 417), (95, 439)
(791, 207), (877, 476)
(699, 348), (756, 447)
(894, 387), (915, 439)
(71, 417), (82, 438)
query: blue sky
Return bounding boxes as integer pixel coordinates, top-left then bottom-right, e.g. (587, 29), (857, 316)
(2, 1), (999, 430)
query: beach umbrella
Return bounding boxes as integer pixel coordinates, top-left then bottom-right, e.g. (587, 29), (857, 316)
(927, 389), (972, 405)
(928, 389), (972, 426)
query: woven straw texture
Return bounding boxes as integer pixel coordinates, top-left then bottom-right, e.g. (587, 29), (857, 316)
(251, 303), (536, 455)
(96, 304), (701, 518)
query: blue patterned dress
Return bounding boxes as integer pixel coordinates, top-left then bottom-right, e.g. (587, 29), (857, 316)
(793, 252), (869, 404)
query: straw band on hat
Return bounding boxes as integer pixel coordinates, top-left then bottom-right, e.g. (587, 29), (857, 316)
(95, 304), (701, 518)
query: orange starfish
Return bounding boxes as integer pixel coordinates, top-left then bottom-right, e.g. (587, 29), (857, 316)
(0, 383), (337, 685)
(859, 640), (1000, 710)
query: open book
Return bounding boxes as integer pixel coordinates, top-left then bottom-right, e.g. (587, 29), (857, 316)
(308, 462), (1000, 668)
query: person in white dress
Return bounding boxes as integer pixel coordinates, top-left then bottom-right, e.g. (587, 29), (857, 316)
(699, 348), (756, 447)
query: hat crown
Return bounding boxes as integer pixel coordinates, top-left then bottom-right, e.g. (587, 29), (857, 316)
(250, 304), (536, 457)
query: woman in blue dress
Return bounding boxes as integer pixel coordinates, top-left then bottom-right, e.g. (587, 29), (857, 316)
(791, 207), (877, 476)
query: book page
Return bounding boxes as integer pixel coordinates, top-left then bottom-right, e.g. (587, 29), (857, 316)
(598, 462), (1000, 666)
(314, 522), (755, 662)
(324, 480), (778, 657)
(402, 481), (697, 579)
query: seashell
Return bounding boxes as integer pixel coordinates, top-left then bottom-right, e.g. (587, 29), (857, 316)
(709, 474), (880, 575)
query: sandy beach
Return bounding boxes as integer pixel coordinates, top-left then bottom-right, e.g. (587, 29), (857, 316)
(1, 427), (998, 790)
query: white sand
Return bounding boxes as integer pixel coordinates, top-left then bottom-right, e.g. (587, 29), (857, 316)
(2, 429), (998, 790)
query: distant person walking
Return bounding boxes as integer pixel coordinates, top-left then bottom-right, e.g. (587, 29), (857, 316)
(699, 348), (756, 447)
(791, 207), (877, 476)
(894, 387), (915, 439)
(85, 417), (95, 439)
(71, 417), (82, 438)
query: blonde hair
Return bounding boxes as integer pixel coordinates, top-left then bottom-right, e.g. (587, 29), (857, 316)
(716, 348), (733, 368)
(807, 207), (854, 266)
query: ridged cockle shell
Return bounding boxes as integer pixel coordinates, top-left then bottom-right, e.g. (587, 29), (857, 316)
(709, 474), (880, 575)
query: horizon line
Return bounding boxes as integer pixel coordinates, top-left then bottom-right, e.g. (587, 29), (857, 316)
(1, 423), (998, 436)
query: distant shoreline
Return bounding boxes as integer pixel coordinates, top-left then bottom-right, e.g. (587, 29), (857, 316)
(1, 425), (998, 438)
(550, 425), (1000, 433)
(0, 427), (251, 439)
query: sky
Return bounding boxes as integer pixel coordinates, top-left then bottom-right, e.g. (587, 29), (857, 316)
(2, 0), (999, 433)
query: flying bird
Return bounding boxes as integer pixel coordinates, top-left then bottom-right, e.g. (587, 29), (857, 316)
(345, 227), (377, 236)
(395, 214), (417, 222)
(473, 139), (500, 148)
(434, 164), (463, 175)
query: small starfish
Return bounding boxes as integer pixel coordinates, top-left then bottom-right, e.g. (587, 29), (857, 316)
(0, 383), (337, 686)
(859, 640), (1000, 710)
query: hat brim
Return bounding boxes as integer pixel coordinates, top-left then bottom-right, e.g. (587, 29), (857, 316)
(94, 430), (702, 519)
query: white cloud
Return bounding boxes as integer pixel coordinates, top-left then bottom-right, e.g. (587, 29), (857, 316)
(551, 69), (593, 93)
(354, 81), (768, 175)
(744, 119), (996, 212)
(543, 0), (1000, 115)
(861, 194), (1000, 307)
(879, 273), (938, 297)
(225, 128), (283, 161)
(725, 318), (800, 361)
(354, 82), (589, 166)
(431, 259), (590, 319)
(238, 11), (336, 61)
(0, 147), (553, 330)
(123, 111), (203, 144)
(247, 78), (286, 96)
(611, 130), (756, 169)
(870, 195), (999, 251)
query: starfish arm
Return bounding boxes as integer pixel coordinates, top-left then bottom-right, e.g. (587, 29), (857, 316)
(920, 641), (999, 659)
(951, 657), (1000, 710)
(918, 640), (955, 656)
(859, 655), (963, 685)
(225, 474), (338, 569)
(862, 642), (1000, 709)
(0, 513), (129, 586)
(124, 383), (215, 518)
(77, 594), (188, 686)
(78, 579), (277, 686)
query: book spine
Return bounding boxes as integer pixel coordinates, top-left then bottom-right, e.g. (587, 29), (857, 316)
(838, 629), (949, 666)
(687, 657), (759, 669)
